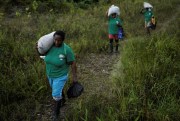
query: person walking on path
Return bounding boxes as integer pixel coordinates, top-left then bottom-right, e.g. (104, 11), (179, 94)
(140, 6), (154, 34)
(106, 5), (123, 53)
(36, 30), (78, 121)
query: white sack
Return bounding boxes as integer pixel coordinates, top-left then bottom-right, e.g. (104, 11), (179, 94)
(37, 31), (55, 54)
(40, 56), (46, 59)
(108, 5), (120, 16)
(144, 2), (153, 8)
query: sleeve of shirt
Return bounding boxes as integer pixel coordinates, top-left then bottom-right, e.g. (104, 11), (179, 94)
(108, 16), (111, 21)
(66, 46), (75, 62)
(118, 18), (123, 26)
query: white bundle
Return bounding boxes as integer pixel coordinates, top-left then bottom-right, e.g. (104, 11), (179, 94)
(108, 5), (120, 16)
(40, 56), (46, 59)
(144, 2), (153, 8)
(37, 31), (55, 54)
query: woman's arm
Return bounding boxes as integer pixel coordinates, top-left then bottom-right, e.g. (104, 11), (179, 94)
(117, 21), (122, 28)
(116, 18), (122, 28)
(71, 61), (78, 83)
(140, 8), (145, 14)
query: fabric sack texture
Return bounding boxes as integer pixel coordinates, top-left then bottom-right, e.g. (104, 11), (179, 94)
(144, 2), (153, 8)
(108, 5), (120, 16)
(37, 31), (55, 54)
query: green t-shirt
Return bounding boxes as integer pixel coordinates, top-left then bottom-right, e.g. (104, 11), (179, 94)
(108, 16), (122, 34)
(144, 11), (153, 22)
(44, 43), (75, 78)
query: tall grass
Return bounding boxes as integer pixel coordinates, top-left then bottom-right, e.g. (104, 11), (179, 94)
(111, 34), (180, 120)
(0, 0), (179, 120)
(66, 34), (180, 121)
(0, 2), (110, 120)
(65, 0), (180, 121)
(0, 24), (49, 120)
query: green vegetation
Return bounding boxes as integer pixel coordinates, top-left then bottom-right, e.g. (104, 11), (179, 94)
(0, 0), (179, 121)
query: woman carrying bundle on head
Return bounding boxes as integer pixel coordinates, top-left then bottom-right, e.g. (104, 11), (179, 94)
(106, 5), (123, 53)
(140, 2), (156, 35)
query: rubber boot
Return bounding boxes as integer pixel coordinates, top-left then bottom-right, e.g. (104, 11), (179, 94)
(115, 44), (119, 53)
(52, 100), (61, 121)
(109, 43), (113, 53)
(61, 91), (66, 107)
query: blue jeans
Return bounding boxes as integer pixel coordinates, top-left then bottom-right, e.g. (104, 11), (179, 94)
(48, 75), (68, 101)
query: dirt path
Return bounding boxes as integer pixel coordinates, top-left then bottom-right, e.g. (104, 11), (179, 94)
(157, 5), (180, 32)
(77, 52), (120, 96)
(35, 51), (121, 121)
(61, 52), (120, 120)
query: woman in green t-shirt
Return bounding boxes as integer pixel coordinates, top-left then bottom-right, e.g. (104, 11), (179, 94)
(36, 30), (78, 120)
(140, 7), (154, 34)
(107, 12), (122, 53)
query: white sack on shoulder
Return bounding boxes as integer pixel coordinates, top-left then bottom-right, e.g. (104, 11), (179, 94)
(37, 31), (55, 54)
(144, 2), (153, 8)
(40, 56), (46, 59)
(108, 5), (120, 16)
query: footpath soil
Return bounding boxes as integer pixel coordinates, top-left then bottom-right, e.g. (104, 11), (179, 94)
(35, 52), (120, 121)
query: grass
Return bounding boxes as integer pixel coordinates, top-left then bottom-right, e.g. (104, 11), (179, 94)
(0, 0), (180, 120)
(111, 34), (180, 121)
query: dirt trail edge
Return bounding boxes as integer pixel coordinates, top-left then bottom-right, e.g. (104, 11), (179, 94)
(36, 52), (120, 121)
(61, 53), (120, 120)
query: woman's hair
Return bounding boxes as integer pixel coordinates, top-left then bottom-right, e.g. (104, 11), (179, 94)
(54, 30), (65, 41)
